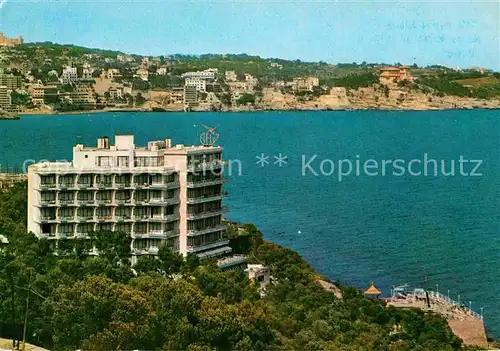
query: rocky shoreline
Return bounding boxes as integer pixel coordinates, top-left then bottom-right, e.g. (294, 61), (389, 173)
(0, 110), (20, 120)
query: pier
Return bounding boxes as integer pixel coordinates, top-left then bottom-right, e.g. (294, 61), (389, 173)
(382, 284), (488, 348)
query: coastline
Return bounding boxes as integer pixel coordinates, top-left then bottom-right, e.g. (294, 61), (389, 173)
(4, 104), (499, 119)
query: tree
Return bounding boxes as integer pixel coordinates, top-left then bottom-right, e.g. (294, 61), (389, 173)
(135, 92), (146, 106)
(236, 93), (255, 106)
(158, 244), (183, 275)
(88, 230), (131, 266)
(103, 91), (111, 102)
(45, 276), (154, 350)
(10, 91), (30, 106)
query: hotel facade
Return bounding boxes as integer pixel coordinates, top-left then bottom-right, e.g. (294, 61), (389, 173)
(27, 135), (230, 262)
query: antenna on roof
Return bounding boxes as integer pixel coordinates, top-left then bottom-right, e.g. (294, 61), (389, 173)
(199, 123), (220, 146)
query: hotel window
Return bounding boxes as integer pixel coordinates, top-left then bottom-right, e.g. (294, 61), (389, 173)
(116, 223), (131, 233)
(59, 224), (74, 235)
(134, 239), (148, 249)
(167, 237), (179, 251)
(116, 207), (130, 218)
(59, 208), (74, 218)
(96, 191), (112, 201)
(78, 208), (93, 218)
(165, 205), (176, 215)
(77, 191), (93, 201)
(96, 175), (112, 185)
(78, 223), (93, 234)
(96, 223), (112, 231)
(115, 190), (131, 200)
(41, 175), (55, 185)
(97, 156), (112, 167)
(166, 174), (175, 183)
(41, 208), (55, 218)
(115, 175), (130, 185)
(150, 190), (162, 200)
(151, 207), (162, 217)
(59, 175), (75, 186)
(78, 175), (92, 186)
(41, 192), (56, 201)
(58, 192), (74, 201)
(135, 207), (148, 218)
(135, 191), (149, 201)
(134, 157), (152, 167)
(150, 222), (161, 231)
(96, 207), (111, 218)
(117, 156), (129, 167)
(135, 223), (147, 234)
(151, 174), (163, 184)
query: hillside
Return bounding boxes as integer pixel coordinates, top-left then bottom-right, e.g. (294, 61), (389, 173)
(0, 182), (465, 350)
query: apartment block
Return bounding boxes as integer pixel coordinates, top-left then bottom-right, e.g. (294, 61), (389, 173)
(0, 86), (12, 108)
(27, 135), (230, 263)
(0, 74), (24, 90)
(60, 66), (78, 85)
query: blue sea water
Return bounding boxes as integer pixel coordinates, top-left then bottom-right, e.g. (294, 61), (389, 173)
(0, 110), (499, 337)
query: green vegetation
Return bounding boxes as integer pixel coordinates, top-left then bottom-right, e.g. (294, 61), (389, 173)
(323, 71), (380, 89)
(9, 91), (30, 106)
(415, 70), (500, 99)
(3, 42), (500, 104)
(0, 183), (465, 350)
(236, 93), (256, 105)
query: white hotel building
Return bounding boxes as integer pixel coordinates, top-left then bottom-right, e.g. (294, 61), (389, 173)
(27, 135), (230, 262)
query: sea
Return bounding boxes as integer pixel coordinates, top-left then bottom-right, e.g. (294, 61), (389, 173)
(0, 110), (498, 337)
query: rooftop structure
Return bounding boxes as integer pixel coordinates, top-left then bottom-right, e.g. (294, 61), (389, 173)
(378, 66), (413, 85)
(246, 264), (271, 295)
(27, 135), (229, 263)
(181, 69), (217, 80)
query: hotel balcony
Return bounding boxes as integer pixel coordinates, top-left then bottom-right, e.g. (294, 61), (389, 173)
(96, 199), (113, 206)
(186, 207), (227, 220)
(186, 239), (230, 253)
(186, 178), (226, 188)
(76, 181), (93, 189)
(96, 182), (113, 189)
(115, 182), (131, 189)
(58, 183), (77, 190)
(59, 199), (76, 206)
(150, 181), (180, 189)
(57, 232), (75, 239)
(58, 215), (76, 223)
(39, 215), (57, 223)
(148, 198), (170, 205)
(115, 215), (133, 222)
(147, 214), (180, 222)
(186, 224), (226, 237)
(77, 199), (96, 206)
(132, 246), (160, 255)
(115, 198), (133, 205)
(187, 160), (225, 172)
(186, 193), (226, 204)
(76, 215), (95, 222)
(40, 199), (57, 206)
(144, 229), (179, 239)
(96, 215), (112, 222)
(39, 183), (58, 191)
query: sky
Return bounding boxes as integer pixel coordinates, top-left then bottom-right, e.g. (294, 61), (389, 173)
(0, 0), (499, 70)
